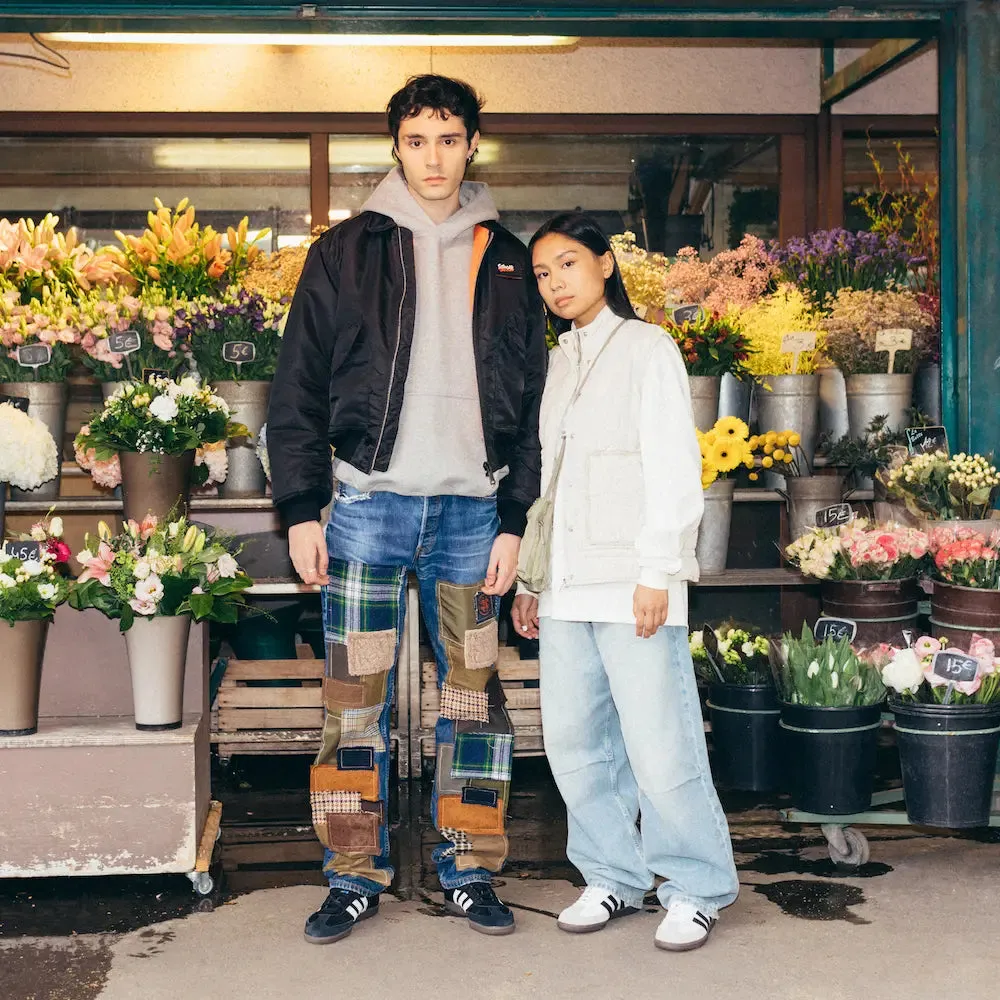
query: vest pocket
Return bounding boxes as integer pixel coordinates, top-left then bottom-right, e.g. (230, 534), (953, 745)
(585, 451), (643, 547)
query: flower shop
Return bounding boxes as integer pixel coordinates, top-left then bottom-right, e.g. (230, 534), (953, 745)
(1, 0), (1000, 887)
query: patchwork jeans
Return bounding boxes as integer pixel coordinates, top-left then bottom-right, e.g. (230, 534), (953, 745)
(539, 619), (739, 915)
(313, 483), (513, 896)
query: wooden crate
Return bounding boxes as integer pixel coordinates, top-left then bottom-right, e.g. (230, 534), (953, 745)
(211, 644), (324, 756)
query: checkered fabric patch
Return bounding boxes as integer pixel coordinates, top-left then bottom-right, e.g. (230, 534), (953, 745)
(339, 704), (386, 754)
(311, 789), (362, 826)
(323, 559), (406, 645)
(450, 732), (514, 783)
(439, 826), (473, 854)
(439, 683), (490, 723)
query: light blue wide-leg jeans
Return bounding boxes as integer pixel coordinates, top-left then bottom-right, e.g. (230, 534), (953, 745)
(539, 619), (739, 915)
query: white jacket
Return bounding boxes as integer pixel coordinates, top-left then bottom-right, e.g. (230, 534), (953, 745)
(527, 306), (704, 626)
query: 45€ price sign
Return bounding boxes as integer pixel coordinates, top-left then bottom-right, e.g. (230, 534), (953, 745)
(223, 341), (256, 377)
(5, 540), (40, 562)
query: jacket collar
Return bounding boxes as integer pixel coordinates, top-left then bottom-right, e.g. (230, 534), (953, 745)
(558, 305), (620, 361)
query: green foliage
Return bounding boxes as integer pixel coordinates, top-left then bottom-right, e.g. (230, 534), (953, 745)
(0, 341), (76, 383)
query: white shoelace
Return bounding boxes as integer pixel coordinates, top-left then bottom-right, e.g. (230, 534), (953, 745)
(579, 885), (616, 908)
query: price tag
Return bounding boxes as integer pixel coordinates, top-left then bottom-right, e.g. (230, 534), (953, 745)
(874, 327), (913, 374)
(6, 540), (40, 562)
(16, 343), (51, 369)
(780, 331), (817, 374)
(0, 393), (30, 413)
(815, 502), (853, 529)
(223, 341), (256, 364)
(905, 425), (949, 456)
(108, 330), (141, 355)
(142, 368), (169, 384)
(931, 650), (979, 684)
(672, 304), (704, 325)
(700, 624), (727, 684)
(814, 617), (858, 643)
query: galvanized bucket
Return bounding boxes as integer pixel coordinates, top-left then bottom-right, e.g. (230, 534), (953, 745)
(688, 375), (721, 433)
(818, 366), (849, 443)
(785, 474), (846, 543)
(755, 374), (820, 489)
(845, 373), (914, 439)
(718, 373), (751, 423)
(696, 478), (735, 576)
(2, 381), (68, 501)
(914, 362), (942, 425)
(213, 380), (271, 498)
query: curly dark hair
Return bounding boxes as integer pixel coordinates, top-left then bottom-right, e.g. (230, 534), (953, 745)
(386, 75), (484, 151)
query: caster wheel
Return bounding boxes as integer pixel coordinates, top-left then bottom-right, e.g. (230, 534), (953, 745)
(189, 871), (215, 896)
(822, 824), (870, 868)
(421, 756), (436, 784)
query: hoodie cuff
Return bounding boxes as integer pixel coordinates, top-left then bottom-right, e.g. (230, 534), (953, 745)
(278, 494), (324, 529)
(638, 568), (672, 590)
(498, 497), (529, 538)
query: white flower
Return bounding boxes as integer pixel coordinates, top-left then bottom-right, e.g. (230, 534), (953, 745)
(209, 394), (230, 416)
(0, 405), (58, 491)
(741, 641), (755, 658)
(49, 517), (64, 538)
(0, 573), (15, 589)
(881, 647), (925, 694)
(134, 560), (151, 580)
(718, 638), (732, 655)
(168, 521), (180, 538)
(807, 660), (820, 678)
(216, 553), (239, 579)
(831, 672), (839, 689)
(148, 395), (179, 422)
(21, 559), (43, 578)
(30, 524), (47, 542)
(77, 549), (94, 565)
(192, 586), (204, 595)
(36, 582), (57, 601)
(174, 376), (201, 397)
(134, 573), (164, 606)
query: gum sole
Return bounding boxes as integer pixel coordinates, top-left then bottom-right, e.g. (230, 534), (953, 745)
(557, 920), (607, 934)
(654, 932), (713, 953)
(303, 906), (379, 945)
(444, 900), (516, 935)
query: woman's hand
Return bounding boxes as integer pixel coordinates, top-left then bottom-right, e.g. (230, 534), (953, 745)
(633, 584), (668, 639)
(511, 594), (540, 640)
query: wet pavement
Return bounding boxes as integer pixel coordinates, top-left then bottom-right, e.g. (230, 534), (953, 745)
(3, 754), (1000, 999)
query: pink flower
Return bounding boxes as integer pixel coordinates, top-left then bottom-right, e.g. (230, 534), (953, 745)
(139, 514), (158, 540)
(969, 634), (997, 674)
(91, 454), (122, 490)
(913, 636), (941, 659)
(78, 541), (115, 585)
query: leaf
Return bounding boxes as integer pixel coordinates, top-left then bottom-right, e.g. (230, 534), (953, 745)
(185, 592), (215, 619)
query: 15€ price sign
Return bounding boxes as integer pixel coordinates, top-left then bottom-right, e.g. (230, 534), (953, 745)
(814, 617), (857, 643)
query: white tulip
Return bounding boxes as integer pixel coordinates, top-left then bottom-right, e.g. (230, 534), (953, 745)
(881, 647), (925, 694)
(807, 660), (820, 678)
(49, 516), (63, 538)
(0, 574), (15, 589)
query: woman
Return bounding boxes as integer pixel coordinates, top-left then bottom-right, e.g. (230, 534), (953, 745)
(512, 214), (738, 952)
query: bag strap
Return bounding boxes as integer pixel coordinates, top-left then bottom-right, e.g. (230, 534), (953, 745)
(542, 318), (628, 502)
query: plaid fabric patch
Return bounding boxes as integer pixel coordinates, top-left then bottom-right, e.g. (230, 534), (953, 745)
(439, 826), (473, 854)
(323, 559), (405, 645)
(311, 789), (362, 826)
(339, 704), (386, 754)
(440, 683), (490, 723)
(450, 732), (514, 782)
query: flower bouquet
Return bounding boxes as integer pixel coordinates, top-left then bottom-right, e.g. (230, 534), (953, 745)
(772, 622), (886, 816)
(740, 285), (826, 378)
(74, 376), (248, 518)
(610, 231), (669, 322)
(0, 282), (83, 384)
(692, 623), (781, 792)
(661, 310), (753, 380)
(662, 235), (776, 315)
(0, 401), (59, 506)
(70, 515), (252, 729)
(0, 515), (71, 734)
(880, 634), (1000, 827)
(926, 525), (1000, 648)
(697, 416), (754, 489)
(880, 450), (1000, 523)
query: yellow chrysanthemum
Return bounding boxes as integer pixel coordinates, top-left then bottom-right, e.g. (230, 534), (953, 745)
(715, 416), (749, 441)
(698, 434), (713, 459)
(764, 442), (774, 455)
(788, 432), (801, 447)
(702, 429), (717, 446)
(773, 448), (785, 461)
(776, 433), (788, 448)
(710, 438), (743, 473)
(783, 453), (794, 464)
(762, 456), (774, 469)
(701, 457), (718, 489)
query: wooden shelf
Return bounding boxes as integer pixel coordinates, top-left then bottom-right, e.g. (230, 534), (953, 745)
(5, 496), (276, 514)
(0, 714), (201, 750)
(694, 567), (813, 587)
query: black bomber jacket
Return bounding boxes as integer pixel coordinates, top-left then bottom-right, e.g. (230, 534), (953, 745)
(266, 211), (547, 537)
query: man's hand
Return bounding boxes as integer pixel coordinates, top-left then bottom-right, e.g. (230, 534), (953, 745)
(511, 594), (540, 640)
(288, 521), (329, 586)
(481, 533), (521, 596)
(633, 584), (668, 639)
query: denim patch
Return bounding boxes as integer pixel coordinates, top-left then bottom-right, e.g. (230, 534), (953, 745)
(337, 746), (375, 771)
(450, 732), (514, 783)
(461, 785), (498, 808)
(323, 559), (405, 645)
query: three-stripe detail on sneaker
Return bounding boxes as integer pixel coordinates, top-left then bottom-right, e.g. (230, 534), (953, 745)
(599, 896), (626, 917)
(453, 890), (474, 912)
(691, 911), (715, 933)
(346, 897), (369, 921)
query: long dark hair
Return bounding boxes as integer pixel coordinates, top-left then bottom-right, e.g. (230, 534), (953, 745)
(528, 213), (635, 334)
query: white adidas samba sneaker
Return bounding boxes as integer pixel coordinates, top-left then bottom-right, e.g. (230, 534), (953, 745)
(654, 900), (717, 952)
(557, 886), (639, 934)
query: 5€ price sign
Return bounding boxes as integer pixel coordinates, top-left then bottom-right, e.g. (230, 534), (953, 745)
(931, 650), (979, 684)
(223, 341), (256, 364)
(874, 327), (912, 374)
(814, 617), (857, 643)
(779, 331), (817, 374)
(108, 330), (141, 355)
(16, 344), (51, 369)
(5, 539), (40, 562)
(815, 502), (853, 529)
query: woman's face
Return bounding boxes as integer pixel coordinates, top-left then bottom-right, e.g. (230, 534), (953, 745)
(531, 232), (614, 328)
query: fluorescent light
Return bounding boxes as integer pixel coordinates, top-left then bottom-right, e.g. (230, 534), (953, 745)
(153, 140), (309, 171)
(45, 32), (578, 48)
(328, 209), (351, 221)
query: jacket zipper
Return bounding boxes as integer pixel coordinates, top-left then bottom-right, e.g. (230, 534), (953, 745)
(370, 229), (408, 473)
(472, 227), (496, 485)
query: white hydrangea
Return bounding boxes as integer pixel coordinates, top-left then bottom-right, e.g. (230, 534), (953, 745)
(0, 404), (58, 490)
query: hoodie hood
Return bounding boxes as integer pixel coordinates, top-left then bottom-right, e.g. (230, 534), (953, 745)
(362, 167), (498, 240)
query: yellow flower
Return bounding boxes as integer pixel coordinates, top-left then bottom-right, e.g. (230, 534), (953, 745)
(698, 435), (713, 459)
(762, 456), (774, 469)
(702, 430), (717, 446)
(748, 435), (759, 450)
(764, 442), (774, 455)
(715, 416), (749, 441)
(765, 431), (777, 445)
(776, 433), (788, 447)
(710, 439), (743, 473)
(783, 453), (794, 464)
(749, 471), (759, 481)
(773, 448), (785, 461)
(701, 457), (718, 489)
(743, 453), (755, 470)
(788, 432), (801, 447)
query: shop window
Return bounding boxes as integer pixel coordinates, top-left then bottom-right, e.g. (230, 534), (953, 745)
(329, 132), (779, 254)
(0, 136), (310, 249)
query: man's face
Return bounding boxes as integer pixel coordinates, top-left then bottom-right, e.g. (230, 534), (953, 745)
(394, 107), (480, 207)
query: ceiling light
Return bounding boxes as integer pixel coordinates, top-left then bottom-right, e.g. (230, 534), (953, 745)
(153, 140), (309, 171)
(44, 32), (579, 48)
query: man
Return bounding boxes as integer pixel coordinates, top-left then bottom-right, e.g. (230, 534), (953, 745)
(268, 74), (547, 944)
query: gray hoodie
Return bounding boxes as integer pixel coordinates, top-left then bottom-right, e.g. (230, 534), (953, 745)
(333, 168), (502, 498)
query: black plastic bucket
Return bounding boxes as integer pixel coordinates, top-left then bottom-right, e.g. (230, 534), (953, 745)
(780, 702), (884, 814)
(707, 683), (783, 792)
(892, 700), (1000, 828)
